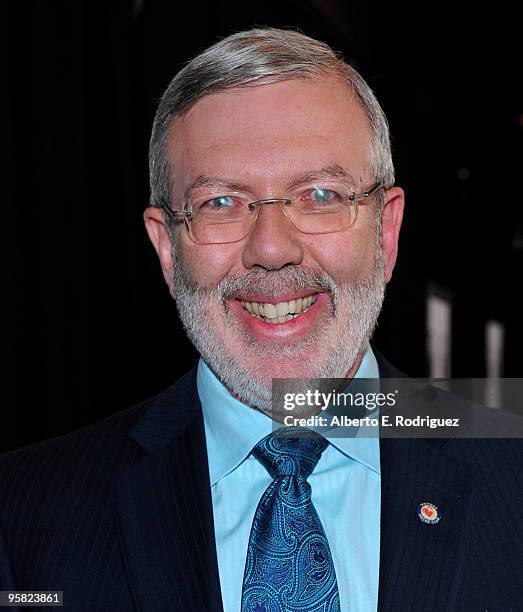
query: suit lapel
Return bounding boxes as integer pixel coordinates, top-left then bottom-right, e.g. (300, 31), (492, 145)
(112, 365), (223, 612)
(375, 347), (478, 611)
(378, 438), (477, 611)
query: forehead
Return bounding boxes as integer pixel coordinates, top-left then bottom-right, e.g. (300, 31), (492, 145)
(167, 76), (373, 194)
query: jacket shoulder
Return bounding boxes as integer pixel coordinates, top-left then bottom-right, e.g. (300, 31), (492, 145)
(0, 369), (196, 513)
(371, 344), (409, 378)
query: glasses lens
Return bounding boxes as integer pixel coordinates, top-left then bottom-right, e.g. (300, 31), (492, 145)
(190, 201), (253, 244)
(286, 187), (356, 234)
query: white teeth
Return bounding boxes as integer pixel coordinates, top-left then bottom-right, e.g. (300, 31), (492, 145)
(240, 294), (318, 323)
(276, 302), (288, 317)
(264, 303), (277, 319)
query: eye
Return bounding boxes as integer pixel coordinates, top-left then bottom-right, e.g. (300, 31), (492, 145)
(203, 195), (237, 208)
(305, 187), (341, 204)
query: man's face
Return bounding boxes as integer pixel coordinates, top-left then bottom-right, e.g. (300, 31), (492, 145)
(145, 76), (404, 414)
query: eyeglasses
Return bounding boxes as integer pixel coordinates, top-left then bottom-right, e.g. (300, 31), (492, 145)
(160, 182), (385, 245)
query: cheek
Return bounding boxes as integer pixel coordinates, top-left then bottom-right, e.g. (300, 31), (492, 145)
(308, 228), (377, 282)
(177, 234), (242, 288)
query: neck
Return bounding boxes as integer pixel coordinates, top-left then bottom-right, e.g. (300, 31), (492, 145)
(345, 350), (364, 379)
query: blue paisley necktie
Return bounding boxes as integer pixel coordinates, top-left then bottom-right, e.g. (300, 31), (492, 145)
(241, 429), (340, 612)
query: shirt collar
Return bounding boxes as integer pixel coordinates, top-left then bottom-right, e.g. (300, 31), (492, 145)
(198, 343), (381, 486)
(328, 345), (381, 475)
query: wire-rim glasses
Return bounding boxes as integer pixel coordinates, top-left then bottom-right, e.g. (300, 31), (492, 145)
(160, 182), (385, 245)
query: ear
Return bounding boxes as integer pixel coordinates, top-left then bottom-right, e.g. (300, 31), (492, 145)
(380, 186), (405, 283)
(143, 206), (175, 292)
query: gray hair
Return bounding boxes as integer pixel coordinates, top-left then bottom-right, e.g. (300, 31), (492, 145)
(149, 27), (395, 213)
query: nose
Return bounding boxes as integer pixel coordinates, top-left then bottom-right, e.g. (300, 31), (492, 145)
(241, 200), (304, 271)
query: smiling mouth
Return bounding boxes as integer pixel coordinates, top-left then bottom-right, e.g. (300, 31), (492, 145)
(238, 293), (319, 324)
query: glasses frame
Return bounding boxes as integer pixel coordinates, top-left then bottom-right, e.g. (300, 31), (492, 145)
(160, 182), (385, 245)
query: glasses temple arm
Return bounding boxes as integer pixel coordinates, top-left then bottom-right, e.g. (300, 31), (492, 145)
(159, 200), (192, 219)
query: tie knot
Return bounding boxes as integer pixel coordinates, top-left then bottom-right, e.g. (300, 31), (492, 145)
(252, 429), (328, 480)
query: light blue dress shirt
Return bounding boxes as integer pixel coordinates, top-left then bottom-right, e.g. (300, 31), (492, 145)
(197, 344), (381, 612)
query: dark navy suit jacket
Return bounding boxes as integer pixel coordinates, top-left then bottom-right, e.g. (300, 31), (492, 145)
(0, 350), (522, 611)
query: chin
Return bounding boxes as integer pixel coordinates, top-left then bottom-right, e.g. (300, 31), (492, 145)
(237, 349), (339, 385)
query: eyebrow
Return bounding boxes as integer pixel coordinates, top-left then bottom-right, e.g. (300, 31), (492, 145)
(184, 165), (356, 201)
(287, 165), (356, 189)
(184, 176), (250, 202)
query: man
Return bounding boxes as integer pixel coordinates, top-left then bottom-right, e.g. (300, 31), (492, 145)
(0, 27), (521, 612)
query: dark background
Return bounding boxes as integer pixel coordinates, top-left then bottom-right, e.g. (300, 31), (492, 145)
(3, 1), (522, 452)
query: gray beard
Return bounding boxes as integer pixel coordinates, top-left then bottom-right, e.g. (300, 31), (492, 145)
(170, 245), (385, 415)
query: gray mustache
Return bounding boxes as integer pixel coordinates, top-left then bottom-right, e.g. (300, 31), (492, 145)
(218, 266), (336, 301)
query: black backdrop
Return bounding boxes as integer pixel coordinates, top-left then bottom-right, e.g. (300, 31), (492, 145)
(3, 0), (522, 452)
